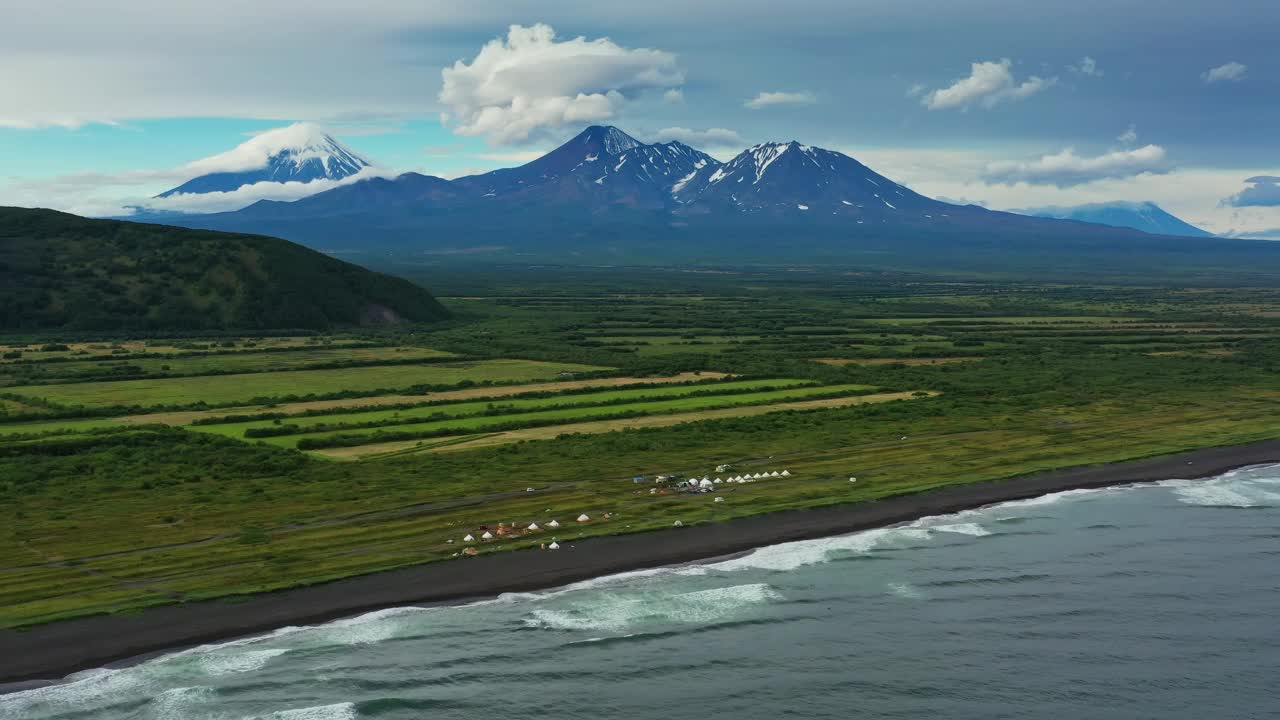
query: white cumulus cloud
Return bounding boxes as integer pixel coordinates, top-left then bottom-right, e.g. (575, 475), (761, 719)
(744, 91), (816, 109)
(1202, 61), (1247, 84)
(649, 127), (745, 149)
(922, 59), (1054, 110)
(1069, 56), (1102, 76)
(438, 23), (683, 145)
(982, 145), (1172, 187)
(1117, 124), (1138, 145)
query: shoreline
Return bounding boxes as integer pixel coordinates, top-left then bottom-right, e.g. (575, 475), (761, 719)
(4, 438), (1280, 688)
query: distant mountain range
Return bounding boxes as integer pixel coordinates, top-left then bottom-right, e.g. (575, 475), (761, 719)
(156, 123), (370, 198)
(136, 125), (1254, 271)
(1021, 201), (1213, 238)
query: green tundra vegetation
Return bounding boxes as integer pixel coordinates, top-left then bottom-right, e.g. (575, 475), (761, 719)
(0, 207), (450, 331)
(4, 264), (1280, 627)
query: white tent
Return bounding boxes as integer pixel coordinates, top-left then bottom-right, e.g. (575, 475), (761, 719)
(781, 470), (791, 477)
(463, 534), (475, 542)
(548, 519), (561, 528)
(526, 487), (535, 492)
(714, 478), (723, 484)
(481, 531), (493, 540)
(849, 477), (858, 483)
(548, 541), (561, 550)
(577, 514), (591, 522)
(528, 522), (541, 530)
(699, 479), (713, 488)
(673, 520), (684, 527)
(714, 496), (725, 503)
(753, 473), (763, 479)
(771, 471), (781, 477)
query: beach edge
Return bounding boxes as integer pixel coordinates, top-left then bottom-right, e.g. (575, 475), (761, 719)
(4, 437), (1280, 687)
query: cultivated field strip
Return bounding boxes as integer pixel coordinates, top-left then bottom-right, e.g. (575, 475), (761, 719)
(3, 359), (609, 410)
(219, 382), (880, 450)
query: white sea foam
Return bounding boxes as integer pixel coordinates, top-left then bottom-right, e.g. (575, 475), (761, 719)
(1163, 477), (1279, 508)
(249, 702), (357, 720)
(928, 522), (992, 537)
(319, 606), (428, 645)
(199, 648), (289, 676)
(150, 686), (215, 719)
(0, 667), (143, 713)
(523, 583), (780, 632)
(888, 582), (925, 599)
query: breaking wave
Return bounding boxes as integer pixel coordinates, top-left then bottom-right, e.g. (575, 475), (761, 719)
(523, 583), (781, 632)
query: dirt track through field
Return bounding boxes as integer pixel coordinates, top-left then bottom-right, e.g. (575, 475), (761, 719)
(317, 390), (935, 459)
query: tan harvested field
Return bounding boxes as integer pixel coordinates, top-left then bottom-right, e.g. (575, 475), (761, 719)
(816, 357), (981, 367)
(315, 390), (935, 459)
(117, 372), (729, 425)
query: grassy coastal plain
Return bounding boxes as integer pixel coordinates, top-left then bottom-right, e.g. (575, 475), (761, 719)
(4, 268), (1280, 629)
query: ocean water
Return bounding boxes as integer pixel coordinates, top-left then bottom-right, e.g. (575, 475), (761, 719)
(5, 465), (1280, 719)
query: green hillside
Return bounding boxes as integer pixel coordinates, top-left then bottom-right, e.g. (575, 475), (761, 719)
(0, 207), (449, 331)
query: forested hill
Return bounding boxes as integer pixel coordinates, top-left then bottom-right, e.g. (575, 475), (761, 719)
(0, 207), (449, 331)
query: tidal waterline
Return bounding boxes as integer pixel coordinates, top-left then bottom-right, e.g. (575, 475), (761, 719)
(5, 465), (1279, 719)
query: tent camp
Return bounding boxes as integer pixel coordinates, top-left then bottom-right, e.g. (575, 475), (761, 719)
(463, 534), (475, 542)
(548, 519), (561, 528)
(699, 479), (713, 488)
(481, 531), (494, 540)
(577, 514), (591, 522)
(528, 522), (541, 530)
(781, 470), (791, 476)
(548, 541), (561, 550)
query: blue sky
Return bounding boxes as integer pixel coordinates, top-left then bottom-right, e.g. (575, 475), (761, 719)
(2, 0), (1277, 236)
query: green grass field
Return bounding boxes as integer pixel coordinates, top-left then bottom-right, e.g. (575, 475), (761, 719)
(3, 359), (609, 410)
(3, 345), (455, 382)
(5, 269), (1280, 627)
(201, 381), (876, 448)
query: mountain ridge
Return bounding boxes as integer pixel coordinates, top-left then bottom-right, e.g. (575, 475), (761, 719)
(0, 206), (448, 331)
(1019, 201), (1213, 238)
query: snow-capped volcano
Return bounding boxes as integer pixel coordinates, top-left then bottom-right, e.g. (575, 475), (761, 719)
(673, 141), (942, 218)
(157, 123), (370, 198)
(452, 126), (718, 208)
(1020, 201), (1213, 237)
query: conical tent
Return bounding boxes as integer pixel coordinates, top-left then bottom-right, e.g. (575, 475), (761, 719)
(549, 541), (561, 550)
(577, 514), (591, 522)
(528, 522), (541, 530)
(481, 531), (494, 539)
(781, 470), (791, 476)
(714, 478), (723, 484)
(548, 520), (561, 528)
(463, 534), (475, 542)
(753, 473), (763, 479)
(771, 471), (781, 477)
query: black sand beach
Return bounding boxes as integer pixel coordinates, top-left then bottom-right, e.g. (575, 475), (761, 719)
(4, 438), (1280, 687)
